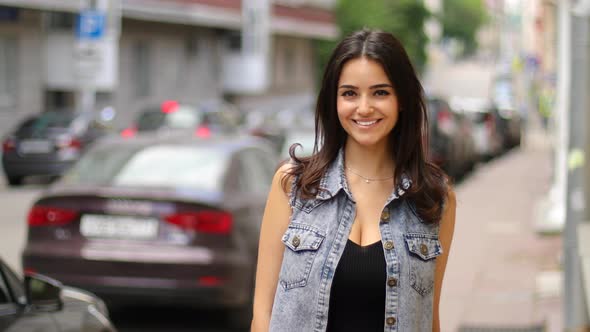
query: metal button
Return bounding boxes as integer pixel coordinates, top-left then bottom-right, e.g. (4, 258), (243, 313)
(292, 235), (301, 248)
(383, 240), (394, 250)
(420, 244), (428, 256)
(387, 277), (397, 287)
(386, 317), (396, 325)
(380, 210), (390, 222)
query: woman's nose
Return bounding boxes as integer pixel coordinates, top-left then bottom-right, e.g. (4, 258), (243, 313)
(357, 96), (373, 115)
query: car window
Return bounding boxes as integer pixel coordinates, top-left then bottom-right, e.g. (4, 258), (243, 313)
(165, 107), (201, 129)
(0, 264), (24, 305)
(15, 112), (75, 136)
(136, 106), (202, 131)
(63, 144), (229, 191)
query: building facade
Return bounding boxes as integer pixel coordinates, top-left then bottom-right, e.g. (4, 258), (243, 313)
(0, 0), (337, 134)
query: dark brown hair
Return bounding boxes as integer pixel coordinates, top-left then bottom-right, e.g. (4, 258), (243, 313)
(283, 29), (449, 224)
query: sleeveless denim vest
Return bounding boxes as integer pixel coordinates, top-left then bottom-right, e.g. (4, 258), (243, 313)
(269, 149), (443, 332)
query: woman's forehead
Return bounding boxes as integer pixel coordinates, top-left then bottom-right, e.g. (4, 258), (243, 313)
(338, 57), (392, 86)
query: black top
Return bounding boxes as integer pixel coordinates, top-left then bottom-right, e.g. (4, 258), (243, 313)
(326, 239), (386, 332)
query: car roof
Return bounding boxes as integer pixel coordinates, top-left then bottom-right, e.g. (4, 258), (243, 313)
(95, 133), (272, 154)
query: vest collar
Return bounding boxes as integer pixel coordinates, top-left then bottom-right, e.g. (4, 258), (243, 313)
(315, 148), (412, 203)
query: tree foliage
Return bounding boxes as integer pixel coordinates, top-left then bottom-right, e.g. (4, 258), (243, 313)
(440, 0), (488, 55)
(316, 0), (431, 79)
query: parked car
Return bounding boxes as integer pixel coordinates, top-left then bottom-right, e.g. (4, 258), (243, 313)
(2, 110), (109, 186)
(450, 97), (503, 161)
(427, 96), (476, 179)
(22, 134), (277, 328)
(494, 105), (522, 150)
(120, 100), (242, 138)
(0, 257), (116, 331)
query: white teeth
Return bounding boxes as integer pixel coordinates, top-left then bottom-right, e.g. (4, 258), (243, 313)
(355, 120), (378, 126)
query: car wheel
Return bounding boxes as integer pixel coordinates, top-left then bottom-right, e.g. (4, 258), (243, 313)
(7, 176), (23, 186)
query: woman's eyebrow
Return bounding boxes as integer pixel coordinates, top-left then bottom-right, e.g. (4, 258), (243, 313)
(338, 84), (393, 89)
(370, 84), (393, 89)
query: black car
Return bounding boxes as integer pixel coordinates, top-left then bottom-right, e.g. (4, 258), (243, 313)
(0, 258), (116, 331)
(22, 134), (277, 328)
(2, 111), (108, 186)
(121, 100), (242, 138)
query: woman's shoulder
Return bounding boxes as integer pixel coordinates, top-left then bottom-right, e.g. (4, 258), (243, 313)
(274, 159), (299, 195)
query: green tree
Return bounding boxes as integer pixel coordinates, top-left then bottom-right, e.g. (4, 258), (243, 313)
(316, 0), (431, 80)
(440, 0), (488, 56)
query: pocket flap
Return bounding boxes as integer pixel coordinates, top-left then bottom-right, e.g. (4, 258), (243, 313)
(282, 224), (325, 252)
(404, 233), (443, 260)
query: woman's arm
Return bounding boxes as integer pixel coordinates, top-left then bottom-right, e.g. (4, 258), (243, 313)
(432, 189), (457, 332)
(251, 164), (294, 331)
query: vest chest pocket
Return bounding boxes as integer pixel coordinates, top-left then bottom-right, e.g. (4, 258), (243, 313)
(279, 223), (325, 290)
(404, 233), (443, 296)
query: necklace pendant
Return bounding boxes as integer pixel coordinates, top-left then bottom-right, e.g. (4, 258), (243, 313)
(365, 179), (370, 183)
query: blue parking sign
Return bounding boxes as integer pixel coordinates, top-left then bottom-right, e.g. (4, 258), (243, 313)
(76, 10), (105, 40)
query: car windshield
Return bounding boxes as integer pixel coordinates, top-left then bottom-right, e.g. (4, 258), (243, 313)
(16, 112), (76, 136)
(62, 144), (228, 191)
(136, 106), (203, 131)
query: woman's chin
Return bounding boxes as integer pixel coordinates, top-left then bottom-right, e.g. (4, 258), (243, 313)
(347, 136), (387, 149)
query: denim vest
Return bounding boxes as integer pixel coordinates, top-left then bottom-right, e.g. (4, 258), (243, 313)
(269, 149), (443, 332)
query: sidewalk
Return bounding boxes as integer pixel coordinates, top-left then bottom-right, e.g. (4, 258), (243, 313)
(440, 130), (563, 331)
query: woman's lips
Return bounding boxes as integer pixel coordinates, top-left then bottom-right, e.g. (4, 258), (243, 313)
(352, 119), (381, 128)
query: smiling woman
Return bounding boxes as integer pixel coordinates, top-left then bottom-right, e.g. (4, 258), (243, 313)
(252, 29), (456, 332)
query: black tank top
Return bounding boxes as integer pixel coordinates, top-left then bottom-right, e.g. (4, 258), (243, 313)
(326, 239), (386, 331)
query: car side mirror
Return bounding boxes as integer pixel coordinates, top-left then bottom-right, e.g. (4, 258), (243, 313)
(24, 273), (63, 312)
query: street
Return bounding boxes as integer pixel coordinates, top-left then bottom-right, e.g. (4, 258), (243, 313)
(0, 137), (561, 331)
(1, 59), (556, 331)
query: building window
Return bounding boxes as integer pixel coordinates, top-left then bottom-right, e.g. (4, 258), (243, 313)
(45, 12), (75, 30)
(226, 31), (242, 51)
(0, 37), (17, 108)
(133, 41), (151, 98)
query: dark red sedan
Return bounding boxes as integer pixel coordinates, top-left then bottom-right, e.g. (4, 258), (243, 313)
(21, 134), (277, 327)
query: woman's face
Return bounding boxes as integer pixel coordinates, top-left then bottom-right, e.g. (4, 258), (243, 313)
(336, 57), (399, 150)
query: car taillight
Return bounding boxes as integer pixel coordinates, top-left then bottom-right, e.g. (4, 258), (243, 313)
(164, 211), (233, 235)
(437, 110), (451, 124)
(121, 126), (137, 138)
(28, 205), (79, 227)
(2, 138), (15, 152)
(161, 100), (179, 114)
(57, 137), (82, 150)
(194, 126), (211, 138)
(198, 276), (224, 287)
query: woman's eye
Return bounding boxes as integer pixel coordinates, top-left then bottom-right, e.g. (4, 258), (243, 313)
(341, 90), (356, 97)
(374, 90), (390, 96)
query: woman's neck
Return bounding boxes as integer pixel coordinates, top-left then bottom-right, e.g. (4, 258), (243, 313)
(343, 139), (395, 178)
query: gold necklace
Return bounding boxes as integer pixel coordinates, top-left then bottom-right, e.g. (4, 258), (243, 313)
(345, 166), (395, 184)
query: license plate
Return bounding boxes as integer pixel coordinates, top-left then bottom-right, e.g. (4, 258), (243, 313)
(80, 215), (159, 240)
(19, 139), (53, 154)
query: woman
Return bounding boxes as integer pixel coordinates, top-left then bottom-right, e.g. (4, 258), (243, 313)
(251, 29), (456, 332)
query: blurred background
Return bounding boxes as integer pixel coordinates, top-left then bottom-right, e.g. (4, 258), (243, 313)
(0, 0), (588, 331)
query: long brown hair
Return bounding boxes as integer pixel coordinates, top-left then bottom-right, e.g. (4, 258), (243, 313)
(283, 29), (449, 224)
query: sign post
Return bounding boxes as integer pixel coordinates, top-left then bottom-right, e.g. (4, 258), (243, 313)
(75, 0), (120, 116)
